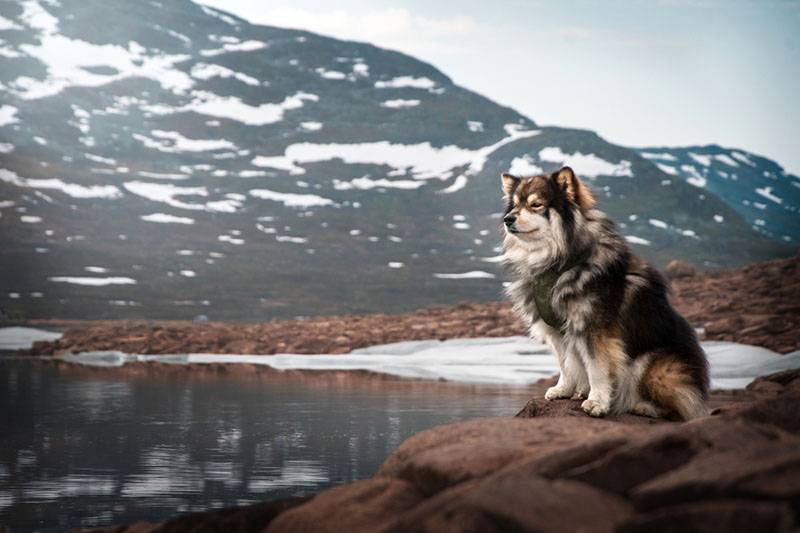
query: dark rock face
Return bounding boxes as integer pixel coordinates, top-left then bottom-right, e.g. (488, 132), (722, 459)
(83, 369), (800, 533)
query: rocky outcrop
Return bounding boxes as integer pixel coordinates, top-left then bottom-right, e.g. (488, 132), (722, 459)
(671, 255), (800, 353)
(19, 256), (800, 356)
(80, 369), (800, 533)
(664, 259), (697, 279)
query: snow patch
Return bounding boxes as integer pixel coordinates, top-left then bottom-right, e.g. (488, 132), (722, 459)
(624, 235), (651, 246)
(731, 151), (756, 166)
(190, 63), (259, 86)
(640, 152), (677, 161)
(0, 105), (19, 127)
(141, 213), (195, 224)
(508, 155), (543, 176)
(656, 163), (678, 176)
(333, 177), (424, 191)
(0, 169), (122, 199)
(434, 271), (495, 280)
(538, 147), (632, 178)
(381, 99), (420, 108)
(167, 91), (318, 126)
(688, 152), (712, 167)
(12, 2), (193, 100)
(200, 40), (266, 57)
(57, 338), (794, 389)
(249, 189), (334, 208)
(755, 186), (782, 205)
(315, 68), (346, 80)
(134, 130), (236, 153)
(374, 76), (436, 90)
(250, 128), (540, 189)
(137, 171), (189, 180)
(49, 276), (137, 286)
(714, 154), (739, 167)
(85, 153), (116, 165)
(0, 327), (61, 350)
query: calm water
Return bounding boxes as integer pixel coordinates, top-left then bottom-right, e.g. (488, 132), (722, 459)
(0, 357), (532, 531)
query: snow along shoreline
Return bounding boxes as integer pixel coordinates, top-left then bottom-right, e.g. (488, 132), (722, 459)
(2, 328), (796, 389)
(42, 336), (800, 390)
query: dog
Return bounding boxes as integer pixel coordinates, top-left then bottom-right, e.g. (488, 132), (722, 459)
(501, 166), (708, 420)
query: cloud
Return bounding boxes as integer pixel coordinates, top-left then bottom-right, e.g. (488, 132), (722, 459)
(246, 7), (476, 42)
(546, 25), (688, 50)
(198, 3), (478, 58)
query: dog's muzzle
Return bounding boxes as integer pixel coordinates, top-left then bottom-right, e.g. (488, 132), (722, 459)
(504, 213), (517, 232)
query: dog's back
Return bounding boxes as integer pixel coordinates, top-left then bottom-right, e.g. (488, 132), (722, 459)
(616, 259), (709, 419)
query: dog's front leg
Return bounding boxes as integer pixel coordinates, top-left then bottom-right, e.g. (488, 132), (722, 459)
(536, 324), (581, 401)
(575, 336), (624, 417)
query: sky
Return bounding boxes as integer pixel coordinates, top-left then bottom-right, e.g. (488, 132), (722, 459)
(200, 0), (800, 174)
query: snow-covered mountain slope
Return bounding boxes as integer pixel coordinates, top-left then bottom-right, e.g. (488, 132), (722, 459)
(637, 145), (800, 245)
(0, 0), (792, 321)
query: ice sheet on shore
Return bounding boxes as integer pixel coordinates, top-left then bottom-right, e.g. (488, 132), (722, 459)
(48, 336), (799, 389)
(0, 327), (62, 351)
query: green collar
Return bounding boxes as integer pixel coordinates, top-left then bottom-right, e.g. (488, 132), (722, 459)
(531, 251), (590, 331)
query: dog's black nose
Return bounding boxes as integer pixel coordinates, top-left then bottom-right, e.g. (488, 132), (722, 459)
(503, 214), (516, 227)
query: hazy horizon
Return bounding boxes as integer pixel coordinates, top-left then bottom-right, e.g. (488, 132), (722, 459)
(199, 0), (800, 175)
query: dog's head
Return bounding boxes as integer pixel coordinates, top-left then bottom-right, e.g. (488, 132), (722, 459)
(500, 167), (595, 245)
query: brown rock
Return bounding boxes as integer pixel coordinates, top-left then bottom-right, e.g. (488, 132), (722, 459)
(377, 417), (649, 497)
(665, 259), (696, 279)
(515, 397), (667, 425)
(617, 500), (795, 533)
(267, 478), (422, 533)
(631, 438), (800, 510)
(387, 476), (632, 533)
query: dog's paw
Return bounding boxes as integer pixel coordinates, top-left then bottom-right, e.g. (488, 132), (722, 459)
(581, 399), (609, 417)
(545, 385), (573, 401)
(631, 401), (663, 419)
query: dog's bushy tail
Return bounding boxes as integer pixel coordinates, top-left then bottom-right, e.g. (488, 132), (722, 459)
(643, 357), (708, 420)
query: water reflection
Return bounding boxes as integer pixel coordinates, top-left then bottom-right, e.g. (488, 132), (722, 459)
(0, 358), (533, 531)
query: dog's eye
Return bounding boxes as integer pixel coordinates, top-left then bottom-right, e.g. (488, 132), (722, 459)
(529, 201), (543, 210)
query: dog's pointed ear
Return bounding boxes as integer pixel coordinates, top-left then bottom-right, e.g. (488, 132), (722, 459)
(501, 173), (519, 198)
(552, 166), (596, 211)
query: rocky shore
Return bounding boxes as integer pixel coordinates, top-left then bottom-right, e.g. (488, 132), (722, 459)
(80, 368), (800, 532)
(18, 256), (800, 357)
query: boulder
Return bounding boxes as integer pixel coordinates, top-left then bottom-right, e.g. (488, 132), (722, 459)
(664, 259), (697, 279)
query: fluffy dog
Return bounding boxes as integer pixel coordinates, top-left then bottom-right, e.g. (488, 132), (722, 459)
(501, 167), (708, 419)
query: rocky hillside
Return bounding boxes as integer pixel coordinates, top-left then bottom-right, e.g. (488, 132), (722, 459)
(0, 0), (792, 322)
(637, 145), (800, 245)
(83, 368), (800, 532)
(22, 255), (800, 356)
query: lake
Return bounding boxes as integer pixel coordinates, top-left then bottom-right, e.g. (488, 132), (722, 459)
(0, 356), (533, 531)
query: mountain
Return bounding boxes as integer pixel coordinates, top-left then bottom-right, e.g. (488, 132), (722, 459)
(636, 145), (800, 246)
(0, 0), (792, 321)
